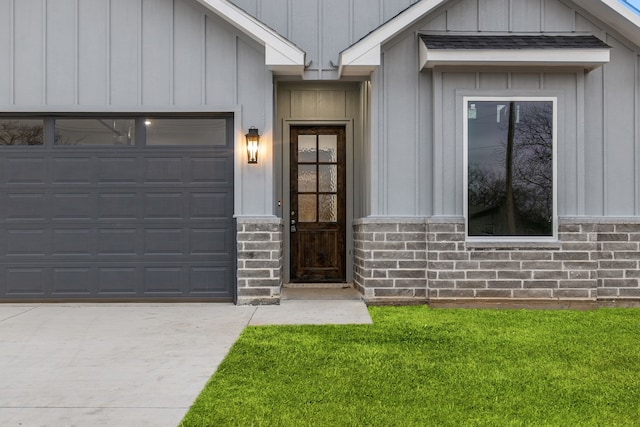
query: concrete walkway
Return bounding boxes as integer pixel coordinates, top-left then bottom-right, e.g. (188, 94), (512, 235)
(0, 289), (371, 427)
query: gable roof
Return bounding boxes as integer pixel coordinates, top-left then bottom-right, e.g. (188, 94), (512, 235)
(339, 0), (640, 77)
(193, 0), (305, 76)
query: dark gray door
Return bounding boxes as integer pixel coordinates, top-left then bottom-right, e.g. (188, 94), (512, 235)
(0, 116), (234, 301)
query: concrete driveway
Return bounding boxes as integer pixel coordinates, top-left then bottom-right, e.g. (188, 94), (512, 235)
(0, 292), (371, 426)
(0, 304), (255, 426)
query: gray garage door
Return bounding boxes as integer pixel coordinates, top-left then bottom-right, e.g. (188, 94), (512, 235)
(0, 116), (235, 301)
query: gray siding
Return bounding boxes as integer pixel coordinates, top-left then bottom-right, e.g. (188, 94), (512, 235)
(229, 0), (421, 79)
(371, 0), (640, 217)
(0, 0), (273, 216)
(0, 0), (266, 110)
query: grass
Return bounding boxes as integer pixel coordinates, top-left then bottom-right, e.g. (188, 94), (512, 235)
(181, 306), (640, 426)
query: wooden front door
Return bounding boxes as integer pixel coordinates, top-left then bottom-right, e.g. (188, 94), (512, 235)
(290, 126), (346, 282)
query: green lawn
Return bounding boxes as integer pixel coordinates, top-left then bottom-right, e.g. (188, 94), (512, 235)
(181, 306), (640, 426)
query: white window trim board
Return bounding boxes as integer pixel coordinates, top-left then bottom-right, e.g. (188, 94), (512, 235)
(462, 96), (558, 243)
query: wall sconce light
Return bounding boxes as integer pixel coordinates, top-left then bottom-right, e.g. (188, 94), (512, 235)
(246, 127), (260, 164)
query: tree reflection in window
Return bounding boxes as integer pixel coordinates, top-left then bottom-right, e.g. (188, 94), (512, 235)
(0, 120), (44, 145)
(467, 100), (553, 237)
(55, 119), (135, 145)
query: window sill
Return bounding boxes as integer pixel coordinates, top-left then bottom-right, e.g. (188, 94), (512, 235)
(466, 241), (561, 250)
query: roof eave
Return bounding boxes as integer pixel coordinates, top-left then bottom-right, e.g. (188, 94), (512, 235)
(338, 45), (381, 77)
(564, 0), (640, 46)
(338, 0), (447, 77)
(193, 0), (305, 76)
(419, 46), (611, 71)
(339, 0), (640, 77)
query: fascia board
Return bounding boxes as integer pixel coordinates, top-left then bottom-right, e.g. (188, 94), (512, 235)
(420, 48), (611, 69)
(339, 45), (381, 77)
(572, 0), (640, 46)
(193, 0), (305, 74)
(339, 0), (447, 76)
(265, 45), (305, 75)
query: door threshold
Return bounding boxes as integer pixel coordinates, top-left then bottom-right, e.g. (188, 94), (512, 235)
(284, 282), (352, 289)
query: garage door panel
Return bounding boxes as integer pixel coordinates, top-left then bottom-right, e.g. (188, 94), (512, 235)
(52, 267), (93, 294)
(98, 228), (138, 255)
(143, 193), (183, 219)
(52, 193), (95, 219)
(5, 267), (45, 295)
(190, 266), (229, 293)
(190, 228), (229, 254)
(98, 158), (138, 183)
(144, 267), (184, 294)
(190, 192), (229, 218)
(97, 267), (137, 294)
(51, 158), (93, 184)
(98, 193), (138, 219)
(52, 229), (92, 255)
(145, 158), (183, 183)
(7, 229), (48, 255)
(5, 158), (46, 184)
(144, 229), (183, 255)
(190, 158), (229, 183)
(6, 193), (47, 220)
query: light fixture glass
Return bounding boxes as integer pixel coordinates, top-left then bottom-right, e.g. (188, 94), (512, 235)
(246, 127), (260, 164)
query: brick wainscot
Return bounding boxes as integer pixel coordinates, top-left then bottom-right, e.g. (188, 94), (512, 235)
(354, 217), (640, 307)
(236, 217), (284, 305)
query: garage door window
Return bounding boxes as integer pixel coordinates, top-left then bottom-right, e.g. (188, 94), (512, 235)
(55, 119), (136, 146)
(0, 119), (44, 146)
(144, 118), (227, 146)
(0, 115), (230, 148)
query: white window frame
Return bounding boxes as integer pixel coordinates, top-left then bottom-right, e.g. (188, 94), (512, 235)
(463, 96), (558, 243)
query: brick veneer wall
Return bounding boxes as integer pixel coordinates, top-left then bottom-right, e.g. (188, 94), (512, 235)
(353, 218), (428, 303)
(592, 220), (640, 302)
(353, 217), (640, 306)
(236, 217), (283, 305)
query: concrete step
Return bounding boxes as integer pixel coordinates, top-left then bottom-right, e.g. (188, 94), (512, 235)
(281, 286), (361, 301)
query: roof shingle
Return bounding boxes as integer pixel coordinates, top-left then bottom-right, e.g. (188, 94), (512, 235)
(420, 35), (610, 50)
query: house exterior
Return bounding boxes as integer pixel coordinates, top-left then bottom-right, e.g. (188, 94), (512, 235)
(0, 0), (639, 307)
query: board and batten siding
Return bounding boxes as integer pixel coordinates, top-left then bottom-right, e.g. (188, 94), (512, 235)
(229, 0), (421, 80)
(0, 0), (264, 108)
(369, 0), (640, 218)
(0, 0), (275, 216)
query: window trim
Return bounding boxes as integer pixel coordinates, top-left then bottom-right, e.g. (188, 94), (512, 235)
(463, 96), (558, 243)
